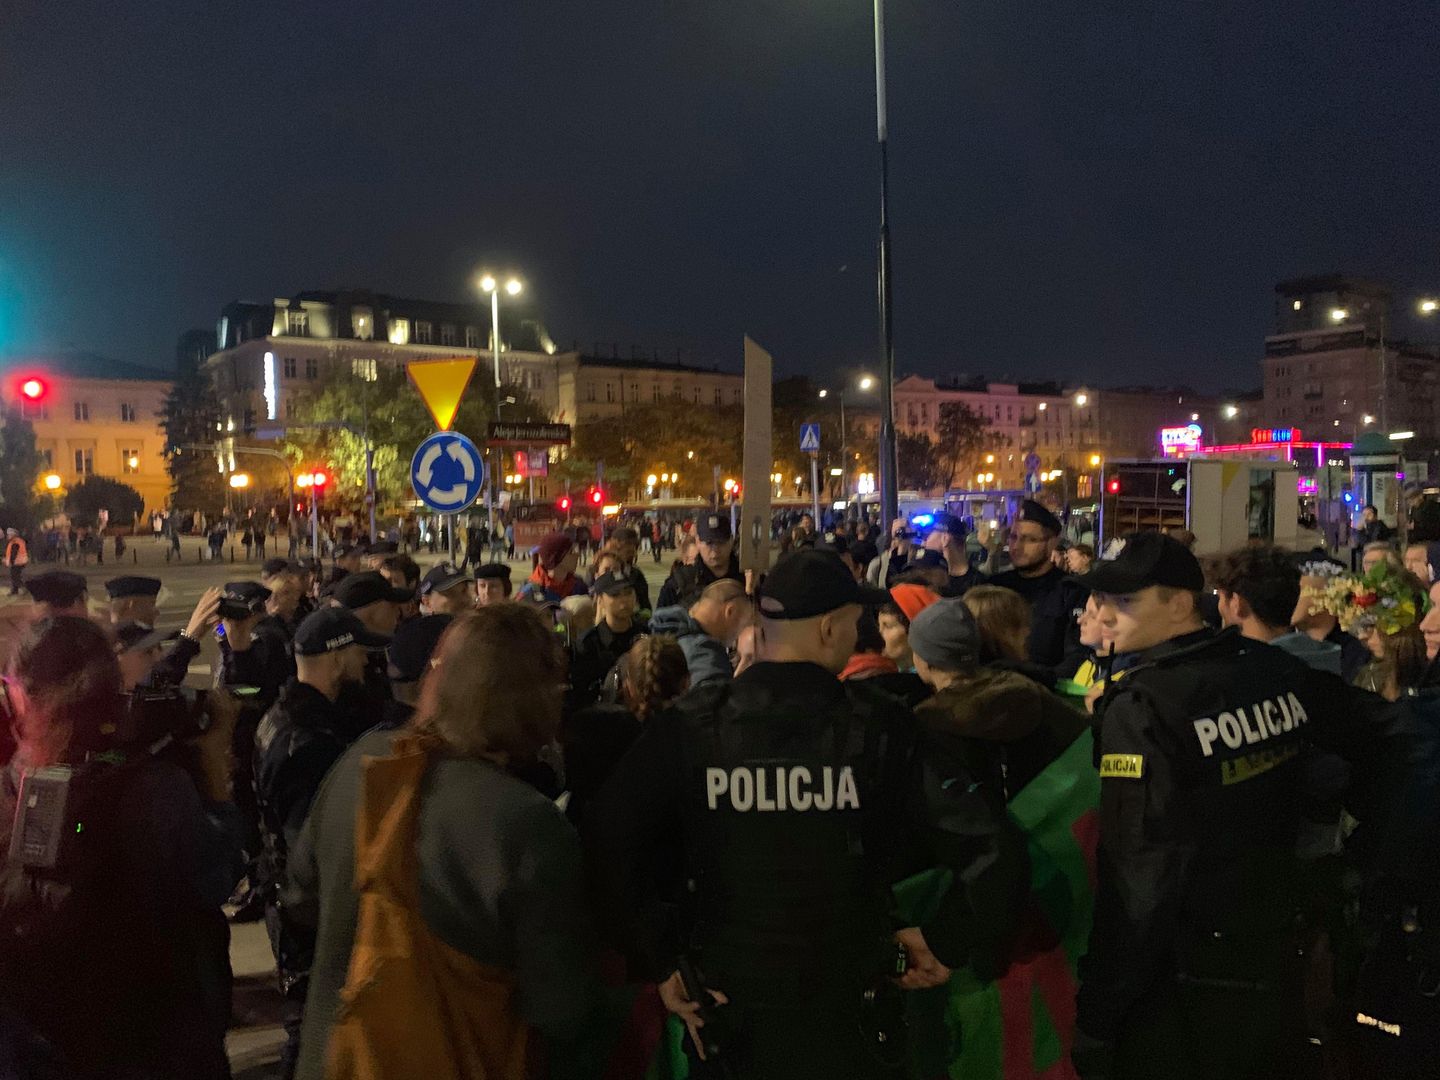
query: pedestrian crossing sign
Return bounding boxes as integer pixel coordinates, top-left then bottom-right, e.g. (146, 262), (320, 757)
(800, 423), (821, 454)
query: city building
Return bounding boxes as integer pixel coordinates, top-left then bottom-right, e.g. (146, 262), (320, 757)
(206, 289), (572, 427)
(890, 375), (1237, 491)
(1264, 275), (1440, 441)
(2, 353), (174, 515)
(560, 352), (744, 423)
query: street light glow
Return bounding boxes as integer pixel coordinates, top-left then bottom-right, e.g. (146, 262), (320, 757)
(858, 376), (875, 391)
(1330, 308), (1349, 322)
(127, 456), (140, 469)
(818, 389), (829, 399)
(479, 274), (497, 293)
(1089, 453), (1102, 467)
(1037, 402), (1047, 411)
(1074, 393), (1088, 407)
(43, 473), (60, 490)
(229, 473), (251, 489)
(505, 278), (523, 297)
(1223, 404), (1238, 419)
(1363, 414), (1375, 425)
(1420, 299), (1438, 315)
(1389, 431), (1415, 441)
(647, 473), (658, 487)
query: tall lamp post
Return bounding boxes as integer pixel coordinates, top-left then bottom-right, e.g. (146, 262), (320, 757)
(872, 0), (899, 533)
(818, 374), (875, 511)
(479, 273), (523, 529)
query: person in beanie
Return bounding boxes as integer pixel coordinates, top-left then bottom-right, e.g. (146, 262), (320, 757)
(877, 582), (941, 671)
(518, 532), (587, 604)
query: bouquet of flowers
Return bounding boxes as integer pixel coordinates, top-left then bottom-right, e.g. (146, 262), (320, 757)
(1301, 564), (1422, 637)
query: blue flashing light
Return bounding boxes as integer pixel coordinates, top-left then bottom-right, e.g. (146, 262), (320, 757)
(1343, 492), (1353, 504)
(910, 513), (934, 529)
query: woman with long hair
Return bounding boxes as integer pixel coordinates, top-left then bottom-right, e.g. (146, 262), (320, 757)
(289, 605), (598, 1080)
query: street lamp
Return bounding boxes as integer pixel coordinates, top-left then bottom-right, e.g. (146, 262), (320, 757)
(1330, 308), (1349, 323)
(43, 473), (60, 491)
(1223, 404), (1239, 419)
(1074, 393), (1089, 407)
(477, 274), (524, 389)
(229, 473), (250, 489)
(818, 375), (877, 502)
(1420, 299), (1438, 315)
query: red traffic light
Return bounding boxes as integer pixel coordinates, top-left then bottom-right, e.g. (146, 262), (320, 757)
(589, 488), (604, 505)
(19, 378), (46, 401)
(1106, 477), (1121, 494)
(557, 496), (572, 512)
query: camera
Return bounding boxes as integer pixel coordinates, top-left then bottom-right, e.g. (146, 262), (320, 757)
(113, 685), (212, 750)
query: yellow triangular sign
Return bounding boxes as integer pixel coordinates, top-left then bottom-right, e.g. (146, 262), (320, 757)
(407, 358), (478, 431)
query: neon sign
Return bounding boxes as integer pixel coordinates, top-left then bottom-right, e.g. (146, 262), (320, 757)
(1159, 424), (1203, 456)
(1251, 427), (1300, 444)
(262, 351), (278, 421)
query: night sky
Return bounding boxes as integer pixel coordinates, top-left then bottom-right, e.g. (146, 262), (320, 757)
(1, 0), (1437, 391)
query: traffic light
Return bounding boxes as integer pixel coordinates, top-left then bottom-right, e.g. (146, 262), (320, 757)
(1107, 477), (1121, 495)
(557, 495), (572, 513)
(19, 377), (46, 401)
(312, 471), (328, 488)
(588, 488), (605, 506)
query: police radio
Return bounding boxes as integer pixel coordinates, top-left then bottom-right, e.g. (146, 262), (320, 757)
(8, 764), (98, 871)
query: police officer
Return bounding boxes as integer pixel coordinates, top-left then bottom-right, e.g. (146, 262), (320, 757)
(1072, 532), (1435, 1079)
(568, 570), (647, 714)
(254, 606), (390, 1077)
(331, 570), (412, 736)
(382, 613), (453, 728)
(105, 574), (162, 626)
(987, 500), (1087, 671)
(587, 548), (1025, 1080)
(419, 562), (475, 616)
(922, 513), (983, 597)
(657, 512), (743, 610)
(474, 562), (513, 606)
(325, 542), (364, 592)
(23, 569), (89, 617)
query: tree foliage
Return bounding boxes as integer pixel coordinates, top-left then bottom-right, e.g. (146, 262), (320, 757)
(572, 400), (744, 498)
(66, 476), (144, 528)
(161, 354), (228, 513)
(935, 402), (1009, 491)
(897, 431), (948, 492)
(0, 411), (40, 531)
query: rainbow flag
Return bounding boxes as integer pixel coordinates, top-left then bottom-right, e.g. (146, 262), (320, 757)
(896, 730), (1100, 1080)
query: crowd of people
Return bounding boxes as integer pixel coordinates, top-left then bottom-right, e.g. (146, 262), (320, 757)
(0, 499), (1437, 1080)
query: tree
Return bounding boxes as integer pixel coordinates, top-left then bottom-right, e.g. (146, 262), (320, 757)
(897, 431), (947, 493)
(66, 477), (144, 529)
(161, 332), (227, 513)
(0, 411), (40, 531)
(572, 400), (743, 500)
(935, 402), (1007, 490)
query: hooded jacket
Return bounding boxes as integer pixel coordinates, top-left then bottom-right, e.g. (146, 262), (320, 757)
(916, 668), (1089, 806)
(647, 605), (732, 686)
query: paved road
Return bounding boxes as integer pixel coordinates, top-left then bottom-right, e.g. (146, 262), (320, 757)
(7, 537), (679, 1076)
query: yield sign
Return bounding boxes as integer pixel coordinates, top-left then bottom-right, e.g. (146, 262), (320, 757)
(407, 357), (478, 431)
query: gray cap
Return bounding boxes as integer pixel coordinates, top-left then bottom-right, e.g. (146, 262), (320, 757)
(907, 597), (981, 671)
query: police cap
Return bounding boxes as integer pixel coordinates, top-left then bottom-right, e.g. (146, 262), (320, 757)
(697, 514), (732, 543)
(223, 581), (272, 614)
(420, 562), (473, 597)
(591, 571), (636, 597)
(387, 613), (453, 682)
(758, 549), (889, 620)
(26, 571), (88, 608)
(293, 607), (391, 657)
(105, 576), (161, 600)
(333, 570), (414, 609)
(1075, 531), (1204, 595)
(1014, 499), (1062, 537)
(368, 540), (399, 556)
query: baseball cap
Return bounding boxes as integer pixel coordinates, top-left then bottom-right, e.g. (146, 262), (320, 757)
(105, 576), (161, 600)
(1014, 499), (1062, 536)
(757, 549), (890, 620)
(907, 598), (982, 671)
(420, 562), (473, 597)
(386, 614), (453, 683)
(1075, 531), (1205, 595)
(332, 570), (414, 609)
(591, 571), (637, 597)
(933, 513), (967, 540)
(697, 514), (733, 542)
(293, 607), (391, 657)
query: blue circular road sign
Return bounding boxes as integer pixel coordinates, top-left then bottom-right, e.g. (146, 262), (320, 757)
(410, 431), (487, 513)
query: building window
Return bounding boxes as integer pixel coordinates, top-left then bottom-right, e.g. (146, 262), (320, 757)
(605, 383), (614, 403)
(122, 448), (140, 474)
(630, 383), (639, 400)
(21, 401), (47, 421)
(286, 396), (298, 418)
(673, 381), (683, 399)
(465, 325), (479, 349)
(286, 309), (308, 336)
(74, 448), (93, 476)
(389, 318), (410, 345)
(283, 357), (297, 378)
(39, 449), (52, 468)
(733, 389), (742, 404)
(352, 306), (374, 340)
(119, 402), (137, 422)
(73, 402), (89, 422)
(586, 383), (596, 402)
(305, 358), (318, 380)
(694, 387), (701, 403)
(415, 321), (433, 344)
(653, 384), (661, 403)
(352, 358), (378, 382)
(440, 324), (457, 346)
(715, 388), (723, 405)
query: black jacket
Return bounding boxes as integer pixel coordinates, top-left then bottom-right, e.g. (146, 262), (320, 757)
(568, 619), (647, 715)
(1077, 627), (1439, 1049)
(222, 613), (297, 711)
(585, 661), (1027, 999)
(987, 564), (1088, 671)
(656, 552), (742, 610)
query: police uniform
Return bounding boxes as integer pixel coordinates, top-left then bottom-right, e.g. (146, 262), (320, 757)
(567, 571), (648, 714)
(587, 549), (1024, 1080)
(331, 571), (410, 737)
(987, 501), (1087, 669)
(105, 575), (163, 625)
(656, 514), (743, 610)
(1073, 533), (1432, 1080)
(24, 570), (88, 614)
(254, 608), (391, 1068)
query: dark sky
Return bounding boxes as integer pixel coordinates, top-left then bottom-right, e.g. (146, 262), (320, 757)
(1, 0), (1437, 391)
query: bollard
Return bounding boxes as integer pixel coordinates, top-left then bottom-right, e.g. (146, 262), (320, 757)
(229, 546), (235, 563)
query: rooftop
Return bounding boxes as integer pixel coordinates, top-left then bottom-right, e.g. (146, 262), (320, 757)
(576, 353), (734, 375)
(10, 352), (173, 383)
